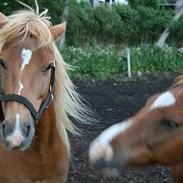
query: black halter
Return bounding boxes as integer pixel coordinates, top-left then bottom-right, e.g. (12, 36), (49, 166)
(0, 63), (55, 125)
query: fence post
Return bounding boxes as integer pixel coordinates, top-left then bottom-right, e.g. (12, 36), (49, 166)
(127, 48), (131, 78)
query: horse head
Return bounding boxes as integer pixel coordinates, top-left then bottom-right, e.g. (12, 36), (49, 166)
(0, 11), (66, 151)
(89, 77), (183, 176)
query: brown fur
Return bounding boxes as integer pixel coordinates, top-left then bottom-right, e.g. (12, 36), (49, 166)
(0, 103), (69, 183)
(0, 31), (69, 183)
(0, 3), (90, 183)
(90, 77), (183, 183)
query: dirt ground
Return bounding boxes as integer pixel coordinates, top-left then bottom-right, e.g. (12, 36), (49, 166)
(67, 74), (179, 183)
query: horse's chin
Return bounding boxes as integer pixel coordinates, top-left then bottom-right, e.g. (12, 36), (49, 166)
(6, 144), (30, 152)
(90, 155), (127, 177)
(99, 168), (120, 177)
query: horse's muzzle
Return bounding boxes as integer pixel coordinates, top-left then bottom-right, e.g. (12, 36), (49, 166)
(1, 119), (35, 151)
(89, 143), (128, 176)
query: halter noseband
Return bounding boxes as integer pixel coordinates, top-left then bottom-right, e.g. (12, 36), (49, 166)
(0, 63), (55, 125)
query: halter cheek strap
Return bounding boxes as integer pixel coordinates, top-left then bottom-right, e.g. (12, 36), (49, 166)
(0, 64), (55, 125)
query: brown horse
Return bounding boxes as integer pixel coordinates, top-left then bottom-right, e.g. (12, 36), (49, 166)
(0, 3), (89, 183)
(89, 75), (183, 183)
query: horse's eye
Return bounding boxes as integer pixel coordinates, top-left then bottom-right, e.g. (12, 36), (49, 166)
(0, 59), (7, 69)
(161, 119), (178, 130)
(42, 63), (54, 73)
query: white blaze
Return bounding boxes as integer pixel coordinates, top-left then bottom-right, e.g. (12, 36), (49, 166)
(150, 91), (176, 110)
(6, 113), (24, 147)
(18, 49), (32, 95)
(89, 120), (132, 162)
(15, 113), (20, 128)
(93, 120), (132, 146)
(21, 49), (32, 71)
(18, 81), (24, 95)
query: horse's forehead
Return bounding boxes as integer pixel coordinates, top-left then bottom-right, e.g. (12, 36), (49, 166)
(149, 91), (176, 111)
(130, 88), (183, 126)
(2, 37), (35, 51)
(2, 38), (53, 62)
(143, 88), (183, 116)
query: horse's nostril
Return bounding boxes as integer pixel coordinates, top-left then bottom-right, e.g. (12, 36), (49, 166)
(26, 124), (31, 137)
(2, 122), (5, 129)
(2, 121), (14, 136)
(22, 123), (31, 137)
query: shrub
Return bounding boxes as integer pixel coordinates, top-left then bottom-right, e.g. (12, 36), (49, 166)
(62, 45), (127, 79)
(136, 6), (172, 43)
(1, 0), (181, 47)
(67, 0), (95, 46)
(169, 16), (183, 47)
(62, 44), (183, 79)
(66, 3), (173, 46)
(131, 45), (183, 72)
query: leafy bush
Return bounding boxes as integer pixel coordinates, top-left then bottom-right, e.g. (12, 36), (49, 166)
(62, 45), (183, 79)
(66, 3), (172, 46)
(1, 0), (182, 47)
(131, 45), (183, 72)
(67, 0), (95, 46)
(62, 45), (127, 79)
(169, 16), (183, 47)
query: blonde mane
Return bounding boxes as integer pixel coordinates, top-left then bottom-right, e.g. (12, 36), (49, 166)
(0, 4), (91, 152)
(172, 75), (183, 88)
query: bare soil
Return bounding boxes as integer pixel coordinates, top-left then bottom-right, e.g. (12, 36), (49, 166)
(67, 74), (179, 183)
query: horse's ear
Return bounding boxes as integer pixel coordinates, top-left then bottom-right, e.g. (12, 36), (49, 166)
(0, 12), (8, 28)
(50, 22), (66, 41)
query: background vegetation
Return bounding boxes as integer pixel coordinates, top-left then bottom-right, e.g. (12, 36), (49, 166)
(0, 0), (181, 46)
(63, 44), (183, 79)
(1, 0), (183, 79)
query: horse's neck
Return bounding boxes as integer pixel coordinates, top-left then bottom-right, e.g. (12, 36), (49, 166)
(30, 103), (69, 180)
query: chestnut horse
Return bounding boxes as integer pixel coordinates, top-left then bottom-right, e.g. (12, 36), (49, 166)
(89, 75), (183, 183)
(0, 4), (89, 183)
